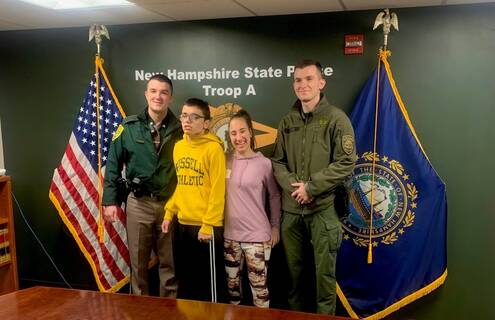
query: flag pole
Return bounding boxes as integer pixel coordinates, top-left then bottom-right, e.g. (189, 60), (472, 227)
(89, 24), (110, 243)
(368, 53), (381, 264)
(95, 56), (105, 243)
(368, 9), (399, 263)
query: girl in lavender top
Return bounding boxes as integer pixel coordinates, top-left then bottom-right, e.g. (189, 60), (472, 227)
(223, 109), (281, 308)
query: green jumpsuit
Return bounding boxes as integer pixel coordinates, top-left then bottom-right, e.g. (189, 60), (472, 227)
(272, 94), (357, 314)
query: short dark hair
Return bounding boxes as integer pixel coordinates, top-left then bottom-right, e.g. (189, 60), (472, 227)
(148, 74), (173, 94)
(184, 98), (211, 120)
(229, 109), (256, 150)
(294, 59), (323, 75)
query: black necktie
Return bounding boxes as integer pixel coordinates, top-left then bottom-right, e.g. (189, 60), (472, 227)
(150, 122), (160, 151)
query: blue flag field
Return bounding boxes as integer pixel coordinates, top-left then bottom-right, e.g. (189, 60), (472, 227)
(336, 50), (448, 319)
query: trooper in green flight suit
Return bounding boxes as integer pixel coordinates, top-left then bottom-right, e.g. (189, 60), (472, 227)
(272, 59), (357, 315)
(102, 74), (182, 297)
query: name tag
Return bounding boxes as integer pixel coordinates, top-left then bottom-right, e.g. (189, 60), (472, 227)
(226, 169), (231, 179)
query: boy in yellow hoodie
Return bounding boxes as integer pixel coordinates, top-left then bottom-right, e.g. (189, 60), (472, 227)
(162, 98), (227, 302)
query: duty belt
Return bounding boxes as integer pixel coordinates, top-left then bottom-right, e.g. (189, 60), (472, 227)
(133, 191), (168, 202)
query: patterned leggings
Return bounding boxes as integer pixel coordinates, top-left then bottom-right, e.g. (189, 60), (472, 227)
(224, 239), (271, 308)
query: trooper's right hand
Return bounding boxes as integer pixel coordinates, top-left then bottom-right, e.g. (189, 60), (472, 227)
(103, 206), (118, 222)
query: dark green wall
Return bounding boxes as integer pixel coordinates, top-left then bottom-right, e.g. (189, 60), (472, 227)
(1, 3), (494, 319)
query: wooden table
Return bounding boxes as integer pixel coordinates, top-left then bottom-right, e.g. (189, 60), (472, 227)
(0, 286), (351, 319)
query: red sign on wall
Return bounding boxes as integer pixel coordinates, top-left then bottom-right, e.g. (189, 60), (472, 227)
(344, 34), (364, 55)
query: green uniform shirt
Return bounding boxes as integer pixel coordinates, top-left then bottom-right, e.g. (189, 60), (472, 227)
(272, 94), (357, 214)
(102, 108), (183, 205)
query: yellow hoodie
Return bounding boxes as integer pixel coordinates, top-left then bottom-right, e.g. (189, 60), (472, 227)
(165, 132), (226, 235)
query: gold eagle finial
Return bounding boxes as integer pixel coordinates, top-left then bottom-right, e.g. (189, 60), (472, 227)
(89, 24), (110, 56)
(373, 9), (399, 50)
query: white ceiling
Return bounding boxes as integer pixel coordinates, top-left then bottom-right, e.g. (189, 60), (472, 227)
(0, 0), (494, 31)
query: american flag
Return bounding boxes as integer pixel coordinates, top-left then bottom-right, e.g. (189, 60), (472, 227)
(49, 57), (130, 292)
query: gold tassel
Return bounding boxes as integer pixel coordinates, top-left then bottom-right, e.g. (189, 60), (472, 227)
(367, 242), (373, 264)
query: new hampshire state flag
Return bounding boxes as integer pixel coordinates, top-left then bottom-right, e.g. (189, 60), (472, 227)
(336, 50), (447, 319)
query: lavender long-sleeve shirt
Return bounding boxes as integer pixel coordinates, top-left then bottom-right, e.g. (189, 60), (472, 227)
(224, 152), (281, 242)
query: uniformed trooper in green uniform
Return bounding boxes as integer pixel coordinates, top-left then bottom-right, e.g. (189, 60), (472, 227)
(272, 59), (357, 314)
(102, 74), (182, 297)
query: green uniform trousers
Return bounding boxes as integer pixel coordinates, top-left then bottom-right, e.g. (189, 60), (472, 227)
(281, 205), (343, 315)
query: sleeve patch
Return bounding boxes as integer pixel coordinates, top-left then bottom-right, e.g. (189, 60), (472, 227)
(342, 135), (354, 155)
(112, 124), (124, 141)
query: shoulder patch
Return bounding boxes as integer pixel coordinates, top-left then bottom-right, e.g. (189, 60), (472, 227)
(123, 115), (139, 124)
(112, 124), (124, 141)
(342, 135), (354, 155)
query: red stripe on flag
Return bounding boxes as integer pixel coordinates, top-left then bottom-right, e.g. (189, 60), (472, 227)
(49, 179), (112, 290)
(66, 143), (130, 265)
(104, 219), (130, 265)
(65, 144), (99, 203)
(56, 165), (125, 281)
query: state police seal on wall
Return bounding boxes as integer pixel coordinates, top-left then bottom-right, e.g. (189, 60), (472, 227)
(342, 151), (417, 247)
(209, 103), (242, 151)
(208, 103), (278, 151)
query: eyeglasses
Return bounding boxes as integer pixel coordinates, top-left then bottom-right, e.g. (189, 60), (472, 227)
(179, 113), (205, 122)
